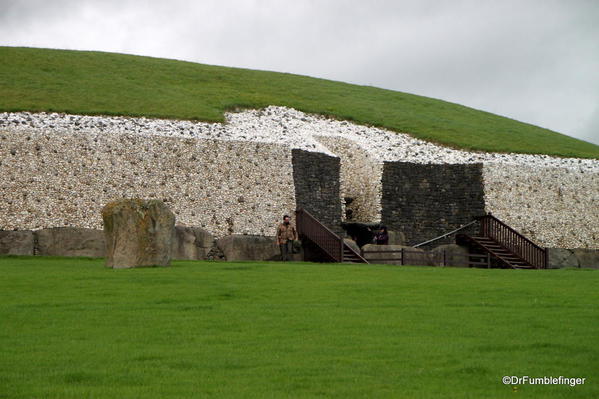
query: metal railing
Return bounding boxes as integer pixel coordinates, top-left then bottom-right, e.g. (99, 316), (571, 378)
(413, 220), (477, 248)
(478, 214), (547, 269)
(295, 208), (343, 262)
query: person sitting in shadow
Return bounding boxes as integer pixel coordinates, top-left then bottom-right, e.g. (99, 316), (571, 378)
(375, 226), (389, 245)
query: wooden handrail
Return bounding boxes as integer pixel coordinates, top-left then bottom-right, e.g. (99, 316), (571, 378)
(295, 208), (343, 262)
(477, 214), (547, 269)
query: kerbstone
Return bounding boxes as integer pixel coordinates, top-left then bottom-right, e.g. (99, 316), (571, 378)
(573, 249), (599, 269)
(547, 248), (579, 269)
(0, 230), (34, 255)
(217, 235), (280, 261)
(171, 226), (214, 260)
(35, 227), (105, 257)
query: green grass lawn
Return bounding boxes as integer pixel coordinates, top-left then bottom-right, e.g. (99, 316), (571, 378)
(1, 47), (598, 158)
(1, 256), (597, 398)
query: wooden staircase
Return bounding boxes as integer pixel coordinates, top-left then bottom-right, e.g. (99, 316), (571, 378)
(457, 235), (533, 269)
(296, 208), (368, 264)
(456, 214), (547, 269)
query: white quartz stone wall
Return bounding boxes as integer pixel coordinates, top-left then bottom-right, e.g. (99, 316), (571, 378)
(1, 106), (598, 248)
(0, 129), (295, 237)
(483, 164), (599, 249)
(315, 136), (382, 223)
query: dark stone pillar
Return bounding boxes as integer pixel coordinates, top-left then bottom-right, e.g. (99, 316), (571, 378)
(291, 149), (342, 234)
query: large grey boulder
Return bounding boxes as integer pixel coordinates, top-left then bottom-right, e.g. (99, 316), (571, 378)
(171, 226), (215, 260)
(362, 244), (433, 266)
(573, 249), (599, 269)
(388, 230), (407, 246)
(35, 227), (105, 257)
(216, 235), (280, 261)
(102, 199), (175, 268)
(0, 230), (34, 255)
(547, 248), (579, 269)
(430, 244), (469, 267)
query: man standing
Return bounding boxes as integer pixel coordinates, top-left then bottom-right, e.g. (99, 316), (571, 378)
(276, 214), (297, 261)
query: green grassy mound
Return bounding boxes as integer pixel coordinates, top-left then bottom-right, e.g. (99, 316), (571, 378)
(1, 256), (597, 398)
(1, 46), (598, 158)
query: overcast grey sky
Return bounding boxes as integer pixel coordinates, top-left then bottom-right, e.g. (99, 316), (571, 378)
(2, 0), (598, 144)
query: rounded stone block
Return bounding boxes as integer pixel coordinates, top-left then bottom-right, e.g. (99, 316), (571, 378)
(171, 226), (215, 260)
(388, 230), (407, 246)
(102, 199), (175, 268)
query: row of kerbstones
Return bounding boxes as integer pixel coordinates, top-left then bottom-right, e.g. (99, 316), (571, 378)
(2, 223), (597, 268)
(0, 198), (287, 267)
(0, 225), (288, 263)
(101, 199), (292, 267)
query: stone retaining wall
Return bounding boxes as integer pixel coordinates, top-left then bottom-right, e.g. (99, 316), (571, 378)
(0, 129), (296, 237)
(381, 162), (485, 246)
(1, 107), (597, 250)
(483, 164), (599, 249)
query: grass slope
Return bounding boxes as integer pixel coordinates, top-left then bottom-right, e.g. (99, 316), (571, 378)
(1, 256), (597, 398)
(1, 46), (598, 159)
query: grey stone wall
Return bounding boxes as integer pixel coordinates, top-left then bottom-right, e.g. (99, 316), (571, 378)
(291, 149), (342, 233)
(381, 162), (485, 246)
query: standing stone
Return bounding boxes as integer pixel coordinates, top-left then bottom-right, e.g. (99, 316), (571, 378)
(102, 199), (175, 268)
